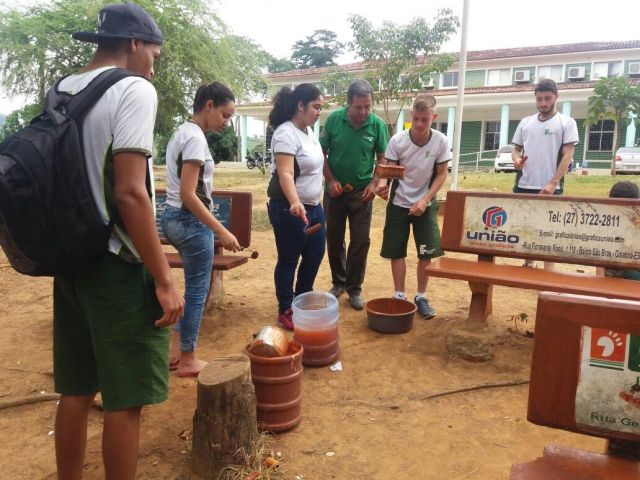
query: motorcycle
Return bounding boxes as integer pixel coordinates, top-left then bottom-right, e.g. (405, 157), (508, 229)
(246, 152), (272, 171)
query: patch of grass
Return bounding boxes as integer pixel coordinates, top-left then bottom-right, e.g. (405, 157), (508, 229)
(154, 166), (633, 222)
(217, 433), (284, 480)
(448, 171), (627, 197)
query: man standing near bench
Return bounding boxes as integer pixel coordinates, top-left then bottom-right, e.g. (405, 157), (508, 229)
(377, 94), (449, 318)
(54, 5), (183, 479)
(512, 78), (579, 269)
(321, 80), (389, 309)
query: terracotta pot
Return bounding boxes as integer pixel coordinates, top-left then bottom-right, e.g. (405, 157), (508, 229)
(244, 341), (303, 432)
(365, 298), (416, 334)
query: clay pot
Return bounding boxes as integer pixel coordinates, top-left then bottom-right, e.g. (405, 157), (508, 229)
(365, 298), (416, 334)
(244, 340), (303, 432)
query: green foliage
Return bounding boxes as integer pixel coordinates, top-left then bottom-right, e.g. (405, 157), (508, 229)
(207, 125), (237, 164)
(0, 0), (269, 139)
(585, 77), (640, 130)
(0, 103), (41, 142)
(347, 11), (459, 132)
(585, 76), (640, 173)
(322, 66), (354, 106)
(267, 56), (297, 74)
(291, 29), (343, 69)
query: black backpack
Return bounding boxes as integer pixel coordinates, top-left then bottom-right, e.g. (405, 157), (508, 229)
(0, 68), (137, 276)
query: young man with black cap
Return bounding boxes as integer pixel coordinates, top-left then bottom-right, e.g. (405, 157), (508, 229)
(53, 4), (183, 479)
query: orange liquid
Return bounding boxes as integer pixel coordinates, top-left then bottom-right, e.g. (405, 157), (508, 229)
(293, 325), (339, 367)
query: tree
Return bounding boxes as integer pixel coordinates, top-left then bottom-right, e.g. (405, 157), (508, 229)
(347, 11), (459, 133)
(0, 0), (270, 141)
(585, 76), (640, 175)
(291, 29), (343, 69)
(267, 56), (297, 74)
(322, 66), (355, 106)
(207, 125), (238, 163)
(0, 103), (41, 142)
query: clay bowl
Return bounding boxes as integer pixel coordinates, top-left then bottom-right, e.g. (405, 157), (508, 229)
(365, 298), (416, 334)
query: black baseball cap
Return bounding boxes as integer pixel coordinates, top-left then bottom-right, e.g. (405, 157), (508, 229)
(72, 3), (163, 46)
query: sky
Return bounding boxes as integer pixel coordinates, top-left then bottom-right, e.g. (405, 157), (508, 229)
(216, 0), (640, 64)
(1, 0), (640, 115)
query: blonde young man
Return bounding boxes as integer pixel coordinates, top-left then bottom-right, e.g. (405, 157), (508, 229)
(377, 94), (450, 318)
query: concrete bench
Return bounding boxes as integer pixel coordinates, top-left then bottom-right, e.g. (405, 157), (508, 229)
(510, 292), (640, 478)
(155, 189), (252, 306)
(426, 190), (640, 323)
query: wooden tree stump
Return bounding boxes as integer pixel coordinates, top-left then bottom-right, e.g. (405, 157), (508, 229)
(192, 354), (257, 478)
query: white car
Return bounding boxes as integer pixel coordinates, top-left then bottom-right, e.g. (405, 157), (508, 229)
(615, 147), (640, 174)
(494, 144), (515, 173)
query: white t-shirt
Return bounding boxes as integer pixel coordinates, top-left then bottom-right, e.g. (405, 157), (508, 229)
(271, 121), (324, 205)
(57, 66), (158, 263)
(384, 129), (450, 209)
(165, 121), (214, 209)
(512, 112), (579, 190)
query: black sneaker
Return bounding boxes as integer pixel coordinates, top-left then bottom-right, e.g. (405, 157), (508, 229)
(414, 295), (436, 319)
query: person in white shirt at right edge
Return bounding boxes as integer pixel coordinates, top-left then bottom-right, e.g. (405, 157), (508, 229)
(511, 78), (579, 270)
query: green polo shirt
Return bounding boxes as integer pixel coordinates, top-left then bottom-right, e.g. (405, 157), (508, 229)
(320, 107), (389, 189)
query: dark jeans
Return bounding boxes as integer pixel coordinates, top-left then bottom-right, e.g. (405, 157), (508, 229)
(323, 189), (373, 296)
(268, 199), (326, 313)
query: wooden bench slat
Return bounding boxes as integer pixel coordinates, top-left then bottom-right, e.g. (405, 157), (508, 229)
(426, 257), (640, 301)
(164, 252), (248, 271)
(510, 444), (640, 479)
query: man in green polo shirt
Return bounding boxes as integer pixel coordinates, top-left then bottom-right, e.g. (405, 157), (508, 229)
(320, 79), (389, 309)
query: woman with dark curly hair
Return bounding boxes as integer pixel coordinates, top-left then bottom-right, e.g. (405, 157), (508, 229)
(267, 83), (326, 329)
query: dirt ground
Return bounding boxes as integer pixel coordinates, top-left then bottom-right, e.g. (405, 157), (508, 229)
(0, 189), (607, 480)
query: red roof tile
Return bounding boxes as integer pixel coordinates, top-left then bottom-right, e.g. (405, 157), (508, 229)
(268, 40), (640, 79)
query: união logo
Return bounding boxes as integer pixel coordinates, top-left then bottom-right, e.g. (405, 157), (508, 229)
(482, 206), (507, 228)
(466, 206), (520, 244)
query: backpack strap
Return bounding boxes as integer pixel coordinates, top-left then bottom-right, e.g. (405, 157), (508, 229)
(45, 68), (141, 125)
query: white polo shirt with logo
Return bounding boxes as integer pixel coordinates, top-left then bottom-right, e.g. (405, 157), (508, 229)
(512, 112), (579, 191)
(384, 128), (450, 209)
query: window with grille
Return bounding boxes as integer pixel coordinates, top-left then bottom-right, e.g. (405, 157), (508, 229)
(593, 61), (622, 79)
(487, 69), (511, 86)
(538, 65), (563, 82)
(588, 120), (615, 151)
(442, 72), (458, 88)
(484, 121), (501, 150)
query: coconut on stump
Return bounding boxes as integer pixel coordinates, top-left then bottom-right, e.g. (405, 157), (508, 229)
(192, 354), (257, 478)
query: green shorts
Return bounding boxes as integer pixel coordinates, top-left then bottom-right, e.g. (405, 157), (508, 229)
(380, 201), (444, 260)
(53, 252), (169, 411)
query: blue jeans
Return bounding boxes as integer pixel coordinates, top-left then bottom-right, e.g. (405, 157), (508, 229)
(161, 205), (213, 352)
(268, 199), (326, 313)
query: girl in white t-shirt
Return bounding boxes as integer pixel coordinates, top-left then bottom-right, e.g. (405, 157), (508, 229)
(266, 83), (326, 329)
(161, 83), (241, 377)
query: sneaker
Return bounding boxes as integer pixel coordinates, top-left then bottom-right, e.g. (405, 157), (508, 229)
(328, 285), (346, 298)
(277, 308), (294, 330)
(349, 293), (364, 310)
(414, 295), (436, 319)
